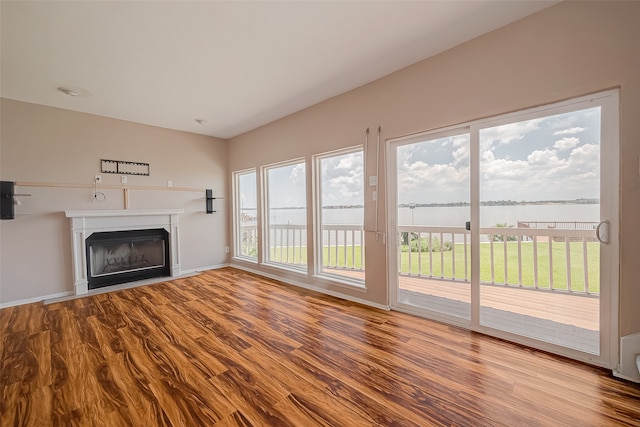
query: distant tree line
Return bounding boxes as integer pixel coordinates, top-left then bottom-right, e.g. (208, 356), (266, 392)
(399, 198), (599, 208)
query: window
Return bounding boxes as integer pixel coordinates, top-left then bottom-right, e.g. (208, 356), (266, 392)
(314, 147), (365, 284)
(263, 159), (307, 270)
(233, 169), (257, 260)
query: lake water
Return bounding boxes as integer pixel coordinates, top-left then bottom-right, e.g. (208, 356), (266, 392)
(247, 204), (600, 227)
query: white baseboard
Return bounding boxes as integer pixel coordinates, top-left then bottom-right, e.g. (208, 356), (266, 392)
(0, 264), (231, 309)
(180, 263), (229, 275)
(2, 263), (385, 311)
(0, 291), (74, 309)
(614, 333), (640, 383)
(230, 263), (390, 312)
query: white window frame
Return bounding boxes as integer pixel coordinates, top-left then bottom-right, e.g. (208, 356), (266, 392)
(312, 146), (366, 288)
(232, 168), (258, 262)
(261, 158), (308, 273)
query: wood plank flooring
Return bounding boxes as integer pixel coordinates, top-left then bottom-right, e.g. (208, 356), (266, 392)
(1, 267), (639, 426)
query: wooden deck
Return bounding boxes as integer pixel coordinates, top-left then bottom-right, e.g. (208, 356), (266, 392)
(327, 268), (599, 353)
(398, 275), (598, 331)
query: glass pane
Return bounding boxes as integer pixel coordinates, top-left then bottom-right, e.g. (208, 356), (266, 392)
(479, 107), (601, 354)
(396, 132), (471, 320)
(90, 239), (165, 277)
(319, 150), (365, 282)
(266, 161), (307, 269)
(237, 171), (257, 259)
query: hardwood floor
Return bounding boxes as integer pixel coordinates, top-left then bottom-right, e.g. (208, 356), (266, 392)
(1, 267), (639, 426)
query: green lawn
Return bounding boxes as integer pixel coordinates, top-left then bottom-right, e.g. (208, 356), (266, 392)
(267, 240), (600, 293)
(400, 241), (600, 293)
(269, 246), (364, 269)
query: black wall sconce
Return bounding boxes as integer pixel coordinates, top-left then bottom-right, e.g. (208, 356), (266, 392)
(1, 181), (15, 220)
(1, 181), (31, 220)
(206, 189), (215, 214)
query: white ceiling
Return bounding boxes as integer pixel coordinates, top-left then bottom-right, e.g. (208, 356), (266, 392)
(1, 1), (558, 139)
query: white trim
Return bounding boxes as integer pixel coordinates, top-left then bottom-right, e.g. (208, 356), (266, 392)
(0, 291), (74, 309)
(311, 273), (367, 291)
(0, 264), (231, 308)
(180, 263), (230, 275)
(613, 371), (639, 383)
(614, 333), (640, 382)
(601, 89), (620, 370)
(470, 124), (480, 327)
(231, 255), (258, 264)
(232, 263), (389, 311)
(312, 145), (365, 283)
(64, 209), (183, 295)
(231, 168), (258, 260)
(261, 260), (308, 276)
(65, 209), (184, 218)
(386, 137), (398, 309)
(261, 158), (307, 266)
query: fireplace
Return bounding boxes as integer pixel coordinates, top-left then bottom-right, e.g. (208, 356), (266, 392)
(65, 209), (183, 295)
(86, 229), (170, 289)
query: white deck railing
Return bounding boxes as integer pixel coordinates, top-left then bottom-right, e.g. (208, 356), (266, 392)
(243, 223), (599, 295)
(267, 224), (307, 266)
(398, 225), (599, 296)
(240, 224), (365, 271)
(321, 224), (365, 271)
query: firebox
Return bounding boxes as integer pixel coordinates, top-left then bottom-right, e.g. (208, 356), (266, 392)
(85, 228), (170, 289)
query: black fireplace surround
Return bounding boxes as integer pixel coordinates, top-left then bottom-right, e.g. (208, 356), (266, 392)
(86, 228), (170, 289)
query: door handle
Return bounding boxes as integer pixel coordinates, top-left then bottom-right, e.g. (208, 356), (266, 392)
(465, 221), (471, 231)
(595, 220), (609, 244)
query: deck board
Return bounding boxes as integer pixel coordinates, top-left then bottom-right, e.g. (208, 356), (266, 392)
(327, 269), (597, 330)
(399, 275), (599, 330)
(326, 268), (600, 353)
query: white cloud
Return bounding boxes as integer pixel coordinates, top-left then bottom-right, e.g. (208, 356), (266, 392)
(553, 127), (585, 135)
(321, 152), (364, 205)
(400, 139), (600, 203)
(480, 118), (543, 147)
(289, 163), (306, 186)
(398, 159), (469, 203)
(565, 143), (599, 173)
(553, 137), (580, 151)
(481, 156), (528, 180)
(548, 115), (578, 130)
(398, 106), (602, 203)
(452, 137), (469, 166)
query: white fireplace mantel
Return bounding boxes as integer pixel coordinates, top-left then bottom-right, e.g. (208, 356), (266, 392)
(65, 209), (183, 295)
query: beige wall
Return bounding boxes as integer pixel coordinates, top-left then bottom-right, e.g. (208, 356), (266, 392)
(0, 99), (229, 304)
(228, 1), (640, 337)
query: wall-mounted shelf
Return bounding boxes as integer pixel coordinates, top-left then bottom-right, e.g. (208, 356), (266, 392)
(1, 181), (32, 220)
(206, 189), (215, 213)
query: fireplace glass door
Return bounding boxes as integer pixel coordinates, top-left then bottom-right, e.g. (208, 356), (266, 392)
(86, 229), (170, 289)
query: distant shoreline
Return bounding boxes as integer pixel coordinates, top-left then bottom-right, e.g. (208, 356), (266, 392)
(399, 198), (599, 208)
(241, 199), (599, 211)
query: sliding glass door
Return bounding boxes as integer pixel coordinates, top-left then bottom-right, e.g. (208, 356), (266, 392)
(388, 90), (619, 367)
(478, 104), (604, 355)
(394, 129), (471, 321)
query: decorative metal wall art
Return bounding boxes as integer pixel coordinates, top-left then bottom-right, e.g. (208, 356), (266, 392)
(101, 159), (150, 176)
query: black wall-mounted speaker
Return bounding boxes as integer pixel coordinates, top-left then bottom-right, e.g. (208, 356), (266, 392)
(206, 189), (215, 214)
(1, 181), (15, 220)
